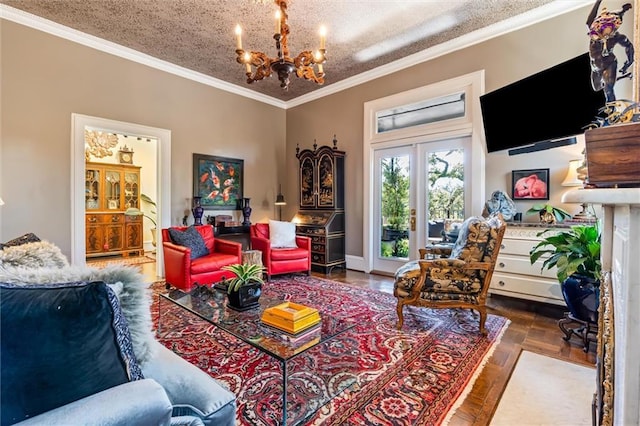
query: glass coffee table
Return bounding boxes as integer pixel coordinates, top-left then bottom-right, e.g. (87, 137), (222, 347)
(158, 285), (357, 425)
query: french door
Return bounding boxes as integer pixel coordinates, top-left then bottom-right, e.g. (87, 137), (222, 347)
(372, 137), (469, 274)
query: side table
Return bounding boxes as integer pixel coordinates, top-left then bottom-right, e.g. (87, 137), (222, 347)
(242, 250), (263, 267)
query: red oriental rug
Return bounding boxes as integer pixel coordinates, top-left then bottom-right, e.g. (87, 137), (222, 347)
(150, 275), (509, 425)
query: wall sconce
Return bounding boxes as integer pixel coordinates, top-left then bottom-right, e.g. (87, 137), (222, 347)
(0, 197), (4, 206)
(274, 185), (286, 221)
(562, 159), (594, 220)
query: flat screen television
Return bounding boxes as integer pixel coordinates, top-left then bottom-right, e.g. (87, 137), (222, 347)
(480, 53), (606, 154)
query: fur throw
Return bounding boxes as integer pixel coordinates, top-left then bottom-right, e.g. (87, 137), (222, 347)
(0, 241), (69, 269)
(0, 263), (156, 365)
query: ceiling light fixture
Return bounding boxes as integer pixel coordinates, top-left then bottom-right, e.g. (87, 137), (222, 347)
(235, 0), (326, 90)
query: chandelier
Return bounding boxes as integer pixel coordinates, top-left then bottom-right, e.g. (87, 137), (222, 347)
(234, 0), (326, 90)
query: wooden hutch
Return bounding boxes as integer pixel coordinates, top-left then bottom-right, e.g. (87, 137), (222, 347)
(293, 136), (346, 273)
(85, 162), (143, 257)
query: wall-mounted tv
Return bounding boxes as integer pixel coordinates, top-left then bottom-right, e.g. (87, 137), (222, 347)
(480, 53), (606, 155)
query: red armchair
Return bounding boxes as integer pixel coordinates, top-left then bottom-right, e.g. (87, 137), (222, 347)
(162, 225), (242, 291)
(250, 223), (311, 281)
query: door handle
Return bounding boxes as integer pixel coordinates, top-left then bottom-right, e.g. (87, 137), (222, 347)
(410, 217), (416, 231)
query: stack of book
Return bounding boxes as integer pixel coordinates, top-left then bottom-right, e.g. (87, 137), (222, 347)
(261, 302), (321, 336)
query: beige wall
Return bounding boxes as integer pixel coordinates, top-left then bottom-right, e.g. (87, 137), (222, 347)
(1, 20), (286, 257)
(2, 3), (634, 261)
(285, 4), (633, 258)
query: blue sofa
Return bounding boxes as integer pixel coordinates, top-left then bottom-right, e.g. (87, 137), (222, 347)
(0, 240), (236, 426)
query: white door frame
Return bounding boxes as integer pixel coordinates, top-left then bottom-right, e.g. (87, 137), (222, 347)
(363, 71), (486, 273)
(71, 114), (171, 278)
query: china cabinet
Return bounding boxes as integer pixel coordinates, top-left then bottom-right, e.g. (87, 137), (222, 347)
(294, 136), (346, 273)
(85, 162), (143, 257)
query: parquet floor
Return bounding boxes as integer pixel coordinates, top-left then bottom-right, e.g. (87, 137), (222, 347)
(140, 262), (596, 425)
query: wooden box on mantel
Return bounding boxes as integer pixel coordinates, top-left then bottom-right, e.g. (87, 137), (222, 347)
(584, 121), (640, 187)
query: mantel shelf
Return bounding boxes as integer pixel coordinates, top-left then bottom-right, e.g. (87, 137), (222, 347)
(562, 188), (640, 206)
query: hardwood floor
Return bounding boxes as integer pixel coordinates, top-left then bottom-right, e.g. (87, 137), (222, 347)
(141, 263), (596, 425)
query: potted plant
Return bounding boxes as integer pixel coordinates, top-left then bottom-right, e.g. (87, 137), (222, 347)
(529, 224), (601, 324)
(525, 203), (572, 224)
(221, 263), (265, 311)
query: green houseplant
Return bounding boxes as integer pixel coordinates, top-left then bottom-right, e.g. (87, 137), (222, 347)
(221, 263), (265, 311)
(529, 224), (601, 324)
(525, 203), (572, 224)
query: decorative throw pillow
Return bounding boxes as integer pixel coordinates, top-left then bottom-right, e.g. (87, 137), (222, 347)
(0, 264), (156, 366)
(0, 233), (41, 250)
(450, 216), (491, 263)
(169, 226), (209, 259)
(0, 281), (143, 425)
(269, 220), (297, 248)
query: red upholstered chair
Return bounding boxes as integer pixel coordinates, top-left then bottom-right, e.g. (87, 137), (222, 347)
(162, 225), (242, 291)
(250, 223), (311, 281)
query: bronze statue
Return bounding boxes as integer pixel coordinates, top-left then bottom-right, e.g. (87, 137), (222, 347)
(586, 0), (634, 103)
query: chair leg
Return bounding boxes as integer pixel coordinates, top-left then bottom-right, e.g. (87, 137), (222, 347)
(396, 300), (405, 330)
(477, 307), (488, 336)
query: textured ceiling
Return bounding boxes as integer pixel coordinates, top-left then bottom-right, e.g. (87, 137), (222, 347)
(2, 0), (568, 102)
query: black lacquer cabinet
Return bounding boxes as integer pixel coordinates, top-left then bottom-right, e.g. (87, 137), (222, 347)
(293, 136), (346, 273)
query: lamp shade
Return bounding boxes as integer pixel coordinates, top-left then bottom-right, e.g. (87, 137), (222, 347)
(562, 159), (583, 187)
(274, 194), (286, 205)
(0, 197), (4, 206)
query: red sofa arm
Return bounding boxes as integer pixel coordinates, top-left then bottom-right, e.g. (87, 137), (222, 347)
(213, 238), (242, 260)
(162, 241), (191, 289)
(295, 236), (311, 250)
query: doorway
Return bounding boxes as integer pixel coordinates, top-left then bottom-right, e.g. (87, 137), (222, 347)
(71, 114), (171, 278)
(363, 70), (486, 274)
(372, 138), (469, 274)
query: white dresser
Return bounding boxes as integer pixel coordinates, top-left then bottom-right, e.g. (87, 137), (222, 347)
(563, 188), (640, 426)
(489, 224), (565, 305)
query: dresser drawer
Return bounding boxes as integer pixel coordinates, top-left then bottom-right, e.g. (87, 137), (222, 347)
(490, 272), (564, 303)
(495, 254), (557, 279)
(499, 238), (538, 256)
(104, 214), (123, 224)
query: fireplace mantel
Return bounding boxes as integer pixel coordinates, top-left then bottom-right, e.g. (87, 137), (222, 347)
(563, 188), (640, 426)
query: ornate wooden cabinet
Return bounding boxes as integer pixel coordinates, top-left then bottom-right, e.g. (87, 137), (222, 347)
(85, 162), (143, 257)
(294, 137), (345, 273)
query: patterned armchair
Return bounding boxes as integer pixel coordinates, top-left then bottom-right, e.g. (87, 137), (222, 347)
(393, 213), (506, 335)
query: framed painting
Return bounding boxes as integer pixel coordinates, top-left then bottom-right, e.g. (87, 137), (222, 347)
(193, 154), (244, 210)
(512, 168), (549, 200)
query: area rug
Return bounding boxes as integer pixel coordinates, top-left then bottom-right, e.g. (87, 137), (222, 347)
(87, 254), (155, 268)
(490, 350), (594, 426)
(150, 275), (509, 425)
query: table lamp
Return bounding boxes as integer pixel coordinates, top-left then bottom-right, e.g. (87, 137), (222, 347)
(274, 185), (286, 221)
(562, 159), (594, 220)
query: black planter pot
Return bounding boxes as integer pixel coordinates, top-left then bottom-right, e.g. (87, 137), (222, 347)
(561, 274), (600, 324)
(227, 281), (262, 311)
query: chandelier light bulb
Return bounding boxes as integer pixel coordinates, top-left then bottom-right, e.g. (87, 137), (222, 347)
(243, 52), (252, 73)
(319, 26), (326, 49)
(235, 25), (243, 50)
(275, 10), (281, 34)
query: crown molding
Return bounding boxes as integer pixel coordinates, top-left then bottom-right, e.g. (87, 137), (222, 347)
(1, 1), (592, 110)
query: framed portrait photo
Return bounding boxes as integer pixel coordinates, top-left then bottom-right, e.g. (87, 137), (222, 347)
(512, 168), (549, 200)
(193, 154), (244, 210)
